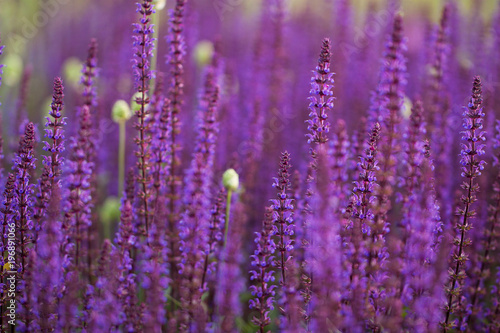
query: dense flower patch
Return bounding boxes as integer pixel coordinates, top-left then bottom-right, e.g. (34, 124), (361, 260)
(0, 0), (500, 332)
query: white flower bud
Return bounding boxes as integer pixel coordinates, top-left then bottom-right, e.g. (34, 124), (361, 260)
(112, 100), (132, 123)
(223, 168), (239, 191)
(193, 40), (214, 68)
(153, 0), (166, 10)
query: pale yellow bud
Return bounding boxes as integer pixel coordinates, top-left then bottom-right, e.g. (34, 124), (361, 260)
(193, 40), (214, 68)
(153, 0), (167, 10)
(222, 169), (239, 192)
(63, 57), (83, 88)
(112, 100), (132, 123)
(401, 95), (413, 120)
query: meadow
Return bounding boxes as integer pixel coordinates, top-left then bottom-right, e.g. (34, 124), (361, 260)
(0, 0), (500, 332)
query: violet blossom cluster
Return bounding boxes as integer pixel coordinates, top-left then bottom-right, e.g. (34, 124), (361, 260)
(1, 1), (500, 332)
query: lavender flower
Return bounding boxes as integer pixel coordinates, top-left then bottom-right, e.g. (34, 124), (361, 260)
(178, 68), (219, 330)
(428, 6), (454, 226)
(87, 240), (122, 331)
(114, 197), (141, 332)
(0, 173), (16, 331)
(467, 119), (500, 328)
(271, 151), (294, 286)
(164, 0), (187, 309)
(1, 2), (500, 332)
(14, 122), (36, 276)
(383, 100), (428, 328)
(301, 38), (335, 330)
(63, 104), (94, 277)
(149, 73), (167, 218)
(33, 77), (66, 246)
(31, 189), (64, 332)
(215, 202), (245, 332)
(81, 39), (98, 112)
(306, 38), (333, 151)
(17, 250), (36, 332)
(200, 188), (225, 290)
(369, 15), (407, 258)
(132, 0), (155, 235)
(307, 149), (343, 331)
(442, 76), (486, 331)
(44, 77), (66, 184)
(329, 119), (350, 204)
(346, 122), (381, 329)
(249, 208), (276, 333)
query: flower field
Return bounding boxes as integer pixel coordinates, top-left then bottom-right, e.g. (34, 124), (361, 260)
(0, 0), (500, 332)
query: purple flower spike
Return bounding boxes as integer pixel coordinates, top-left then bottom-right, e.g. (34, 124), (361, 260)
(466, 123), (500, 329)
(132, 0), (155, 236)
(442, 77), (486, 331)
(307, 149), (343, 331)
(87, 240), (122, 331)
(249, 208), (276, 332)
(178, 69), (219, 330)
(14, 122), (37, 277)
(346, 122), (381, 329)
(115, 196), (141, 332)
(63, 104), (94, 278)
(371, 13), (407, 231)
(0, 173), (17, 330)
(200, 189), (225, 290)
(164, 0), (188, 309)
(215, 202), (245, 332)
(44, 77), (66, 184)
(31, 189), (64, 332)
(271, 151), (294, 286)
(306, 38), (334, 151)
(81, 39), (98, 110)
(33, 77), (66, 247)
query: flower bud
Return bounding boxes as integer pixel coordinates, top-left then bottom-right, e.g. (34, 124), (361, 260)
(401, 95), (412, 119)
(112, 100), (132, 123)
(153, 0), (166, 10)
(223, 168), (239, 191)
(193, 40), (214, 68)
(63, 57), (83, 89)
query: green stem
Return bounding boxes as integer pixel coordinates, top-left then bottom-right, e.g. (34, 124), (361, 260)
(224, 189), (233, 248)
(118, 120), (126, 197)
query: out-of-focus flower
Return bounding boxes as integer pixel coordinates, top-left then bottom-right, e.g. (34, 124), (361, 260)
(222, 168), (239, 192)
(193, 40), (215, 68)
(112, 100), (133, 123)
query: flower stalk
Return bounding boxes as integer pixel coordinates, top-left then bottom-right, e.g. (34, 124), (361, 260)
(442, 77), (486, 331)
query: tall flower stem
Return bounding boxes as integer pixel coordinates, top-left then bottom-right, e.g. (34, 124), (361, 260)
(112, 100), (132, 197)
(442, 77), (486, 331)
(222, 168), (238, 248)
(272, 151), (293, 286)
(224, 189), (232, 248)
(132, 0), (155, 236)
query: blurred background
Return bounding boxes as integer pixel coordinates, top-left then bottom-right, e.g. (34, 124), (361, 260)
(0, 0), (496, 126)
(0, 0), (498, 232)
